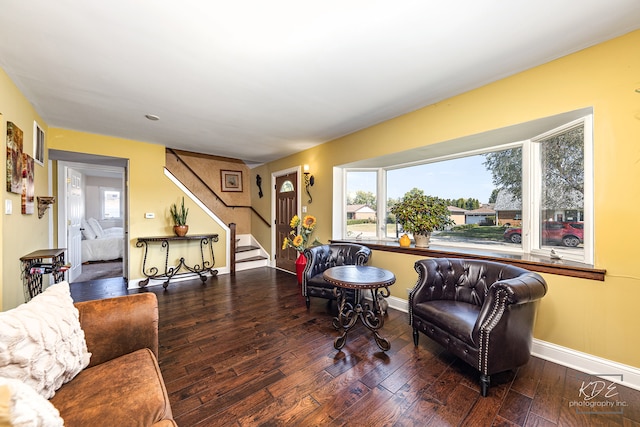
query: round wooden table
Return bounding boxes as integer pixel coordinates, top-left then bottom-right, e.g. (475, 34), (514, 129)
(323, 265), (396, 351)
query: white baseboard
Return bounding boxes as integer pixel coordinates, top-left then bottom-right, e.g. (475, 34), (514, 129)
(531, 340), (640, 392)
(384, 295), (640, 392)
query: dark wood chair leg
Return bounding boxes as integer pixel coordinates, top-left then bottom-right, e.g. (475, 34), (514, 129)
(305, 296), (310, 309)
(480, 374), (490, 397)
(413, 328), (419, 346)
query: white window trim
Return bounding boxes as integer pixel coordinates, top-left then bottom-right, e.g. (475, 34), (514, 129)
(33, 121), (45, 166)
(337, 111), (594, 265)
(529, 116), (593, 264)
(100, 186), (122, 220)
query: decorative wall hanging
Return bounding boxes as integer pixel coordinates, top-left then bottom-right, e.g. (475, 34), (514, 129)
(6, 121), (23, 194)
(221, 170), (243, 192)
(37, 196), (55, 219)
(22, 153), (34, 214)
(256, 174), (263, 198)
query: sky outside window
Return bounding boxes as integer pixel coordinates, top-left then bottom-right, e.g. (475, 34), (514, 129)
(347, 155), (496, 204)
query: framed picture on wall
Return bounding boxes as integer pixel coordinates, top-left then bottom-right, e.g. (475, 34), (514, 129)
(33, 121), (45, 166)
(221, 170), (243, 192)
(22, 153), (34, 214)
(6, 121), (24, 194)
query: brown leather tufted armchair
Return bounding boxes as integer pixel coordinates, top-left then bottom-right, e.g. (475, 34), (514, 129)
(302, 243), (372, 308)
(409, 258), (547, 396)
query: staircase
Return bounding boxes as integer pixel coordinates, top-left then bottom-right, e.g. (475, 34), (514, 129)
(234, 234), (270, 272)
(164, 149), (272, 274)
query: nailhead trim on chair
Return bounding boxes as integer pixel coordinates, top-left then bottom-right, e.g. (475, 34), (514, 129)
(478, 289), (508, 375)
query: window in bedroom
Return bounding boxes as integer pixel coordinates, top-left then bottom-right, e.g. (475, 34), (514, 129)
(101, 187), (121, 219)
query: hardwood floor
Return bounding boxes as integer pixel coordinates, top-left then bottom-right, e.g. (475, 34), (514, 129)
(70, 268), (640, 426)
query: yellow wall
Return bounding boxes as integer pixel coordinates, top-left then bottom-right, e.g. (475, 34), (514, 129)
(254, 30), (640, 368)
(2, 28), (638, 369)
(47, 129), (228, 286)
(0, 69), (50, 310)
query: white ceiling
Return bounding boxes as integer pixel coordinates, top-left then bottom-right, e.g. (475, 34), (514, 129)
(1, 1), (639, 166)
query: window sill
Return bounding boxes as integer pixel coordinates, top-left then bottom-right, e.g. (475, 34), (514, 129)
(330, 239), (605, 281)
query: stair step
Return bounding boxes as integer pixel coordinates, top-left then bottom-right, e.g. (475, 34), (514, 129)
(236, 245), (260, 253)
(237, 255), (268, 263)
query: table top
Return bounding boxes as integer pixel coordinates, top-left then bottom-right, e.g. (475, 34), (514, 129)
(20, 248), (66, 261)
(137, 234), (218, 243)
(323, 265), (396, 290)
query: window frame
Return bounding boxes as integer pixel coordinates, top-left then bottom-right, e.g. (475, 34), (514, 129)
(33, 121), (45, 166)
(100, 186), (122, 220)
(338, 113), (594, 265)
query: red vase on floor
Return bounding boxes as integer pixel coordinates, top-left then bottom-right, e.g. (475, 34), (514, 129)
(295, 252), (307, 285)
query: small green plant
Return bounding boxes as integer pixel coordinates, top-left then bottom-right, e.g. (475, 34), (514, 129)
(170, 197), (189, 226)
(390, 189), (453, 235)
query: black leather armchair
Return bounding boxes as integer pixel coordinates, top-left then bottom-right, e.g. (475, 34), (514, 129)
(302, 243), (372, 308)
(409, 258), (547, 396)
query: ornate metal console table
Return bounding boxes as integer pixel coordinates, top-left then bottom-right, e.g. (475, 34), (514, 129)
(136, 234), (218, 289)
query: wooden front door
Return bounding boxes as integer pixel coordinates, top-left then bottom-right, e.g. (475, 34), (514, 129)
(275, 172), (298, 273)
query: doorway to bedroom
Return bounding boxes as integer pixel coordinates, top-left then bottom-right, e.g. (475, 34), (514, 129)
(50, 150), (128, 284)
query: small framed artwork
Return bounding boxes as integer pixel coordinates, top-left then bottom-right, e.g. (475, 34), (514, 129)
(33, 121), (45, 166)
(22, 153), (34, 214)
(6, 121), (24, 194)
(221, 170), (243, 192)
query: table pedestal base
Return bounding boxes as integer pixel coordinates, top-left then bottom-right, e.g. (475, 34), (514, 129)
(332, 287), (390, 351)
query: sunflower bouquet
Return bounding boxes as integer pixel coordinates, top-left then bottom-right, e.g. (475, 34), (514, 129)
(282, 214), (319, 252)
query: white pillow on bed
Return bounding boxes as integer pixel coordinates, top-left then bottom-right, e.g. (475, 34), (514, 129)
(80, 219), (96, 240)
(87, 218), (104, 238)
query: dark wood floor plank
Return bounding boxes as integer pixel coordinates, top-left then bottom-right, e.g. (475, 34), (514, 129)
(462, 379), (510, 426)
(426, 383), (478, 426)
(178, 369), (286, 426)
(199, 387), (272, 427)
(69, 269), (640, 427)
(498, 390), (533, 425)
(301, 375), (371, 426)
(529, 360), (567, 423)
(396, 394), (440, 427)
(524, 412), (558, 427)
(330, 385), (395, 426)
(511, 356), (545, 398)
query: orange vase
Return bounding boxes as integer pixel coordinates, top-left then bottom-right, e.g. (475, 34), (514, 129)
(173, 225), (189, 236)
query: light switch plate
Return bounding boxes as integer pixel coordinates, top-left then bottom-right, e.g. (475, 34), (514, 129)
(5, 200), (12, 215)
(145, 212), (155, 219)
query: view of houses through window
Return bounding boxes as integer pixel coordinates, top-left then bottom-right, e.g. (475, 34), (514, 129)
(344, 115), (590, 263)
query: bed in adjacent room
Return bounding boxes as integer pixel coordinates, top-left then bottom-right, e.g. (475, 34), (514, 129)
(81, 218), (124, 263)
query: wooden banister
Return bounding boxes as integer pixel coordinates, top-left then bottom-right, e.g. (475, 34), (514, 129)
(166, 148), (271, 228)
(230, 223), (236, 276)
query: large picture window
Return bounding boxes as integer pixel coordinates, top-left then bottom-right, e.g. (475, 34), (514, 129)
(340, 112), (593, 264)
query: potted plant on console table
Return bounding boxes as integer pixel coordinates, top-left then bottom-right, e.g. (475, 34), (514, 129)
(390, 188), (453, 248)
(170, 196), (189, 237)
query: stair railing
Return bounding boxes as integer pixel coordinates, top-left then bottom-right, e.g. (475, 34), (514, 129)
(166, 148), (271, 228)
(230, 223), (236, 276)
